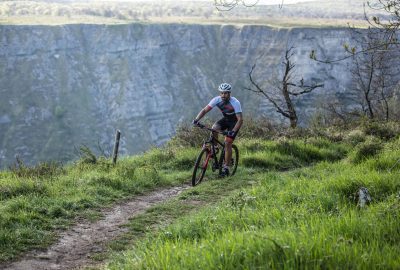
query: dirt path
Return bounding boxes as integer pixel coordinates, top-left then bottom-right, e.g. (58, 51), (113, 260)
(2, 185), (190, 270)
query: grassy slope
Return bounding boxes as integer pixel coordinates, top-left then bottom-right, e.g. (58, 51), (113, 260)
(1, 122), (399, 269)
(104, 125), (400, 269)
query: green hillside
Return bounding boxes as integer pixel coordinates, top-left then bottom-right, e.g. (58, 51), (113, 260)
(0, 119), (399, 269)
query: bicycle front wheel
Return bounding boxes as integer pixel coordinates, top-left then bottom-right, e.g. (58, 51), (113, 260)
(192, 148), (210, 186)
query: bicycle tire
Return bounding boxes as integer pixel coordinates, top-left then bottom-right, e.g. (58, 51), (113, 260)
(192, 148), (210, 186)
(218, 144), (239, 176)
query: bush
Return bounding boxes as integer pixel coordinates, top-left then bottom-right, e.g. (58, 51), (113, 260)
(168, 120), (214, 148)
(237, 117), (277, 139)
(361, 121), (399, 140)
(77, 145), (97, 164)
(169, 117), (280, 148)
(343, 129), (366, 146)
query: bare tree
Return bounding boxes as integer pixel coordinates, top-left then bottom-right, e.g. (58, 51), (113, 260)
(311, 0), (400, 63)
(350, 26), (399, 120)
(245, 47), (324, 128)
(366, 0), (399, 34)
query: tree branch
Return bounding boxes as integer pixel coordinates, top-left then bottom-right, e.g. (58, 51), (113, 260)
(311, 40), (399, 64)
(288, 83), (324, 96)
(245, 64), (290, 118)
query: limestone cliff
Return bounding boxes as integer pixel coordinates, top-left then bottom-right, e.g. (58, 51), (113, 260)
(0, 23), (352, 167)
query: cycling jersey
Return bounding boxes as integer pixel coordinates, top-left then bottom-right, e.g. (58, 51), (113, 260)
(206, 96), (242, 121)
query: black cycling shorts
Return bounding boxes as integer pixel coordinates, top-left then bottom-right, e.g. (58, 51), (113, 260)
(214, 117), (239, 140)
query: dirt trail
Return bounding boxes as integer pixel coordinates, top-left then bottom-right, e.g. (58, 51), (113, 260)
(2, 185), (190, 270)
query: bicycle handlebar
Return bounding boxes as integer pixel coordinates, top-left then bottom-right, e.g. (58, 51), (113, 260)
(194, 122), (227, 135)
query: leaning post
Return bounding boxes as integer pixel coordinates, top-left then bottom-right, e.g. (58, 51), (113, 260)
(112, 129), (121, 165)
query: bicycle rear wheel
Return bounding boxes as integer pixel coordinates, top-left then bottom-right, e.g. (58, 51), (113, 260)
(192, 148), (210, 186)
(218, 144), (239, 176)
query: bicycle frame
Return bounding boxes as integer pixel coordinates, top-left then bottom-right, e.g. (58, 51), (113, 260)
(202, 132), (225, 172)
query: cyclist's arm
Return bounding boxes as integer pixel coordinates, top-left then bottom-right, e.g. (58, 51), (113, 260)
(194, 106), (212, 122)
(233, 113), (243, 132)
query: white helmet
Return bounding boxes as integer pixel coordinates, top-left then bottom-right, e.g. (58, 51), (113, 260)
(218, 83), (232, 92)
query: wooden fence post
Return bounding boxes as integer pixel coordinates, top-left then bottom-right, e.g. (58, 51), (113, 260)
(112, 129), (121, 165)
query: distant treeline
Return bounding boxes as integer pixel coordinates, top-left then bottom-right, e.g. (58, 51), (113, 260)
(0, 0), (385, 22)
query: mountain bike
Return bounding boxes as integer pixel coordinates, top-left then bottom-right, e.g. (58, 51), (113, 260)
(191, 122), (239, 186)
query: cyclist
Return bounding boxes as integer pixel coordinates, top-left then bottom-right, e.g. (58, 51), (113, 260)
(192, 83), (243, 177)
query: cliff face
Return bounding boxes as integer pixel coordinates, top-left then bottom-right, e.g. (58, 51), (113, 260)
(0, 23), (352, 167)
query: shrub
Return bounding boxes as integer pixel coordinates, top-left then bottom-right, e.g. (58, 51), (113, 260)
(168, 121), (213, 148)
(169, 117), (279, 148)
(237, 117), (277, 139)
(361, 121), (399, 140)
(343, 129), (366, 146)
(77, 145), (97, 164)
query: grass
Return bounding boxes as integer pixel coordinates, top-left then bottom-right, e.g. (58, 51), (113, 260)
(0, 150), (188, 261)
(1, 121), (399, 269)
(106, 137), (400, 269)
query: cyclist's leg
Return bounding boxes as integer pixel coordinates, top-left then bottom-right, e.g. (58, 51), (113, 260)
(224, 120), (239, 170)
(212, 118), (225, 145)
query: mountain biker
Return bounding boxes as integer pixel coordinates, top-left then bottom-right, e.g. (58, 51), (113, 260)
(192, 83), (243, 177)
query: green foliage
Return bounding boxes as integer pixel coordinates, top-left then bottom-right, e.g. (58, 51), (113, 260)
(170, 117), (278, 148)
(76, 145), (97, 165)
(364, 137), (400, 172)
(0, 150), (174, 261)
(108, 148), (400, 270)
(229, 190), (256, 218)
(1, 119), (399, 266)
(168, 120), (214, 148)
(343, 129), (366, 146)
(235, 117), (277, 139)
(0, 179), (48, 200)
(361, 121), (399, 140)
(241, 151), (298, 170)
(9, 157), (65, 179)
(348, 136), (383, 164)
(213, 135), (347, 172)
